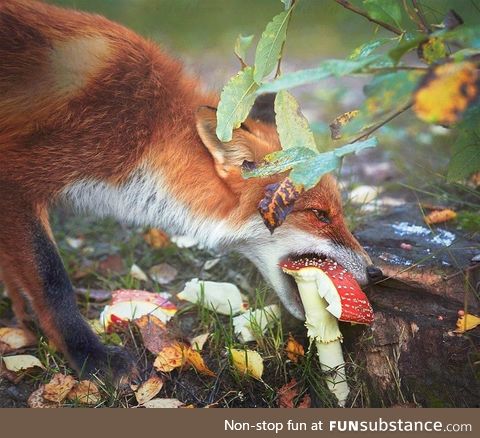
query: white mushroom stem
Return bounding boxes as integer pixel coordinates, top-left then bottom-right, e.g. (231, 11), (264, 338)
(289, 269), (350, 407)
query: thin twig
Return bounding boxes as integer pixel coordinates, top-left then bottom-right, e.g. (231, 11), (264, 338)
(412, 0), (431, 33)
(275, 0), (296, 78)
(351, 103), (413, 143)
(334, 0), (403, 35)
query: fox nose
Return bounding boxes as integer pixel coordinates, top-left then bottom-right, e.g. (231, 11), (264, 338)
(366, 265), (383, 282)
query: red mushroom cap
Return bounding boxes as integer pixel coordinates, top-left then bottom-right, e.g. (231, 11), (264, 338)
(280, 256), (374, 325)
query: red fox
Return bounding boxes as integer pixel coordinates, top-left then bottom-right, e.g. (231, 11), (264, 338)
(0, 0), (380, 381)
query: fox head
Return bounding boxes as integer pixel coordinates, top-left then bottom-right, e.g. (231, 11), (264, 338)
(195, 99), (374, 320)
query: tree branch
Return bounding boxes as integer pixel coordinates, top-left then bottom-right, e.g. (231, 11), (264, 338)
(351, 103), (413, 143)
(411, 0), (431, 33)
(334, 0), (403, 35)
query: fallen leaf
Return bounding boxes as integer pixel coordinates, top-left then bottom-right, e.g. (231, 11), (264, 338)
(134, 315), (169, 355)
(142, 398), (184, 408)
(232, 305), (281, 343)
(453, 313), (480, 333)
(65, 236), (84, 249)
(130, 264), (148, 282)
(75, 288), (112, 302)
(171, 235), (199, 249)
(0, 327), (36, 353)
(413, 61), (479, 125)
(1, 355), (45, 373)
(186, 349), (216, 377)
(144, 228), (170, 249)
(285, 334), (305, 363)
(424, 208), (457, 225)
(135, 375), (164, 405)
(28, 386), (59, 409)
(190, 333), (210, 351)
(98, 254), (125, 275)
(67, 380), (102, 405)
(229, 348), (263, 380)
(154, 343), (186, 372)
(178, 279), (246, 315)
(278, 379), (297, 408)
(43, 373), (77, 403)
(277, 378), (310, 408)
(149, 263), (178, 285)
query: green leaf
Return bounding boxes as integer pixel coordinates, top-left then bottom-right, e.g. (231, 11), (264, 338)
(447, 125), (480, 181)
(288, 138), (377, 189)
(388, 33), (425, 63)
(363, 0), (402, 28)
(216, 66), (259, 142)
(242, 147), (317, 179)
(349, 37), (392, 60)
(258, 56), (382, 93)
(234, 34), (255, 66)
(253, 10), (292, 83)
(281, 0), (293, 10)
(289, 153), (340, 189)
(336, 71), (424, 140)
(274, 90), (317, 151)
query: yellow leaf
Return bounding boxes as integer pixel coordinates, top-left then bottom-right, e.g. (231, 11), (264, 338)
(187, 349), (216, 377)
(0, 327), (36, 353)
(413, 61), (479, 125)
(153, 343), (186, 372)
(190, 333), (210, 351)
(135, 375), (164, 405)
(43, 373), (77, 403)
(229, 348), (264, 380)
(142, 398), (184, 408)
(424, 208), (457, 225)
(1, 355), (45, 373)
(67, 380), (102, 405)
(453, 313), (480, 333)
(330, 110), (359, 140)
(285, 334), (304, 363)
(143, 228), (170, 249)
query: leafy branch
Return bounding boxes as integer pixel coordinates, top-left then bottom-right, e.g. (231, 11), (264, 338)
(334, 0), (403, 35)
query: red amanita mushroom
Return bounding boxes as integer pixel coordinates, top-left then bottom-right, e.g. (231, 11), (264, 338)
(280, 256), (374, 406)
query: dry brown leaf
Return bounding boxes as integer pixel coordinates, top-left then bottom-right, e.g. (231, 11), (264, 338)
(134, 315), (170, 355)
(278, 378), (311, 408)
(144, 228), (170, 249)
(285, 334), (304, 363)
(153, 343), (186, 372)
(424, 209), (457, 225)
(98, 254), (125, 275)
(186, 349), (216, 377)
(229, 348), (263, 380)
(149, 263), (178, 285)
(453, 313), (480, 333)
(67, 380), (102, 405)
(135, 375), (164, 405)
(28, 385), (59, 409)
(0, 327), (36, 353)
(142, 398), (184, 408)
(43, 373), (77, 403)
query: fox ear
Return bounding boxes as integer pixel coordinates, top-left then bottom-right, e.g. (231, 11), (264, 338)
(196, 106), (255, 179)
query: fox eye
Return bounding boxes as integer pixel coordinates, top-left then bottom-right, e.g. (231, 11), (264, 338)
(311, 209), (331, 224)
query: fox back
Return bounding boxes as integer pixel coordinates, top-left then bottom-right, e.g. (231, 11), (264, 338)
(0, 0), (373, 379)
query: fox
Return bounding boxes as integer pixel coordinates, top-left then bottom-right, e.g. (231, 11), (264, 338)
(0, 0), (382, 381)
